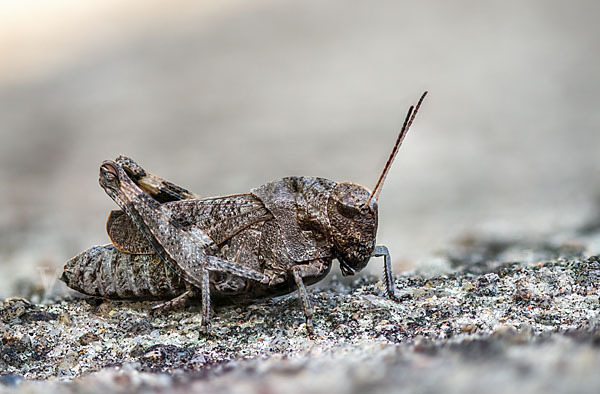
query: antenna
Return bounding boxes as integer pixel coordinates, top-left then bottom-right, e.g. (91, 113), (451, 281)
(368, 91), (428, 205)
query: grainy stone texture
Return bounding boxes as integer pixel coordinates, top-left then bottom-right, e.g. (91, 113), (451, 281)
(2, 230), (600, 394)
(1, 2), (599, 393)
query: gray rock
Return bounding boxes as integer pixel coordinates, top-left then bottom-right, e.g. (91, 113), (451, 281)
(1, 237), (600, 394)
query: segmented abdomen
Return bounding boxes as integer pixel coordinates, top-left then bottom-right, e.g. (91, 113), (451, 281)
(61, 244), (186, 299)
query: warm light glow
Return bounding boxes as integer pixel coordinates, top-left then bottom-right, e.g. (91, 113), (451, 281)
(0, 0), (252, 85)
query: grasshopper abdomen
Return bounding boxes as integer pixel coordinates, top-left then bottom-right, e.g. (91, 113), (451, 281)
(62, 244), (186, 300)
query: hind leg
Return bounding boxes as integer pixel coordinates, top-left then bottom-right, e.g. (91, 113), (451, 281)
(116, 155), (198, 202)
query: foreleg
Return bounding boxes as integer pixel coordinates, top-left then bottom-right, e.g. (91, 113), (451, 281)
(373, 245), (401, 302)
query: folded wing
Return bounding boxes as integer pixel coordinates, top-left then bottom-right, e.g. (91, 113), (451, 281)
(107, 194), (273, 254)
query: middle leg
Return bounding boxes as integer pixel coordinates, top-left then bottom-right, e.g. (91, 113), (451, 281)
(290, 259), (331, 335)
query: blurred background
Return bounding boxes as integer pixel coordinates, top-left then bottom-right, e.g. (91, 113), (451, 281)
(0, 0), (599, 298)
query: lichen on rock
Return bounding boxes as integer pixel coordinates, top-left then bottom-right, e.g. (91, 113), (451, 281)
(1, 238), (600, 394)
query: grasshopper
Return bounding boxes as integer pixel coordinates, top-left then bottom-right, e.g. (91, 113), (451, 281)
(62, 92), (427, 333)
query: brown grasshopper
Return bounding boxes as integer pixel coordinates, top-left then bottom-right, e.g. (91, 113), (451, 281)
(62, 92), (427, 333)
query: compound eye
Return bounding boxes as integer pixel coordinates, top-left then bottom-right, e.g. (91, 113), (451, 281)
(100, 163), (120, 186)
(337, 200), (359, 219)
(101, 168), (117, 182)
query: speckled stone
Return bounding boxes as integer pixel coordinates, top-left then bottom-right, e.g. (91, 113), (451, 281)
(1, 239), (600, 394)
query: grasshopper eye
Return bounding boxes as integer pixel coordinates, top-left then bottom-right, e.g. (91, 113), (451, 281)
(99, 162), (121, 188)
(336, 201), (359, 218)
(101, 168), (117, 182)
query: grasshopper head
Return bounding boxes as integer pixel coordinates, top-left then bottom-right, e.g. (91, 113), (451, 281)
(328, 91), (428, 276)
(327, 182), (378, 276)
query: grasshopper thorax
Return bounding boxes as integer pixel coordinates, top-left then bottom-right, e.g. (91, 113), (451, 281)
(327, 181), (377, 276)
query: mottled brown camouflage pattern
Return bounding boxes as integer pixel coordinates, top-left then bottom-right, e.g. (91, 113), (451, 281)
(62, 92), (427, 332)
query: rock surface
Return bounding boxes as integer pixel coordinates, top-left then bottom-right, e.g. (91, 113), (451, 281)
(1, 2), (599, 393)
(2, 232), (600, 394)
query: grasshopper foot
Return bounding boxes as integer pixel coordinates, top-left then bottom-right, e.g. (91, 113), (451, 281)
(386, 291), (410, 303)
(387, 293), (402, 303)
(199, 321), (211, 335)
(373, 245), (405, 303)
(304, 318), (315, 336)
(150, 288), (195, 314)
